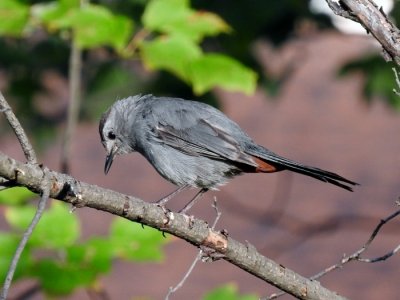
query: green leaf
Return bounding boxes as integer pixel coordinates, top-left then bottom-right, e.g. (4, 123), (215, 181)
(60, 0), (80, 7)
(5, 205), (36, 229)
(143, 0), (230, 41)
(33, 202), (80, 248)
(189, 54), (257, 95)
(0, 187), (35, 205)
(175, 11), (231, 41)
(67, 5), (133, 50)
(5, 202), (80, 248)
(203, 283), (258, 300)
(110, 217), (169, 262)
(0, 233), (32, 282)
(141, 35), (202, 82)
(32, 0), (79, 30)
(0, 0), (30, 36)
(67, 238), (113, 274)
(32, 259), (96, 295)
(34, 3), (133, 51)
(32, 238), (113, 295)
(143, 0), (191, 31)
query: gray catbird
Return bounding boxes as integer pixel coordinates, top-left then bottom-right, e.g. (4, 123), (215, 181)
(99, 94), (357, 212)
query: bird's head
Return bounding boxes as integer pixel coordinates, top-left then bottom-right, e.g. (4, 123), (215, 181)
(99, 98), (139, 174)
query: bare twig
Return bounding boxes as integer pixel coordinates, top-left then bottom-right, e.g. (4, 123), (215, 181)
(266, 208), (400, 299)
(165, 198), (222, 300)
(0, 170), (50, 300)
(165, 248), (203, 300)
(60, 32), (82, 173)
(124, 28), (150, 56)
(0, 92), (37, 164)
(0, 92), (44, 299)
(210, 198), (222, 230)
(60, 0), (88, 173)
(392, 67), (400, 96)
(312, 208), (400, 279)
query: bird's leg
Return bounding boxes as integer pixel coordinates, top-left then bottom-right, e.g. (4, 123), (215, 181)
(179, 188), (208, 214)
(155, 185), (188, 206)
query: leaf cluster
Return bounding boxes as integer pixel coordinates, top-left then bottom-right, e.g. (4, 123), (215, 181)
(0, 187), (168, 296)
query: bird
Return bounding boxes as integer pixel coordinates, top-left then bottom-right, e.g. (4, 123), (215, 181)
(99, 94), (358, 213)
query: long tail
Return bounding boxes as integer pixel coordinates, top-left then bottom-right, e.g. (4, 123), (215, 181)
(246, 146), (359, 192)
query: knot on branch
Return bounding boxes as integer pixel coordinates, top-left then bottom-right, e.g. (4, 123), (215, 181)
(58, 179), (85, 209)
(202, 229), (228, 253)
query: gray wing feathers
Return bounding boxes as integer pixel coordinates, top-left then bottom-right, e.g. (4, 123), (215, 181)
(144, 98), (257, 166)
(155, 119), (257, 166)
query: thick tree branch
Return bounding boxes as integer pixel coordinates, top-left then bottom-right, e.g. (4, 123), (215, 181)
(326, 0), (400, 64)
(0, 151), (346, 300)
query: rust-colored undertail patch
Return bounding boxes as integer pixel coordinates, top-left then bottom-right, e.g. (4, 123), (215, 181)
(252, 156), (279, 173)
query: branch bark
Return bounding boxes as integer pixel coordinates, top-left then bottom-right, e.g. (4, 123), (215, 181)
(0, 151), (347, 300)
(326, 0), (400, 64)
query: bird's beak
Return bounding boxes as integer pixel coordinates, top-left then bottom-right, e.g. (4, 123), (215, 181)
(104, 146), (118, 174)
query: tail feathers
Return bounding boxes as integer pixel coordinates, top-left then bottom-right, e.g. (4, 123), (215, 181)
(282, 161), (358, 191)
(248, 148), (358, 192)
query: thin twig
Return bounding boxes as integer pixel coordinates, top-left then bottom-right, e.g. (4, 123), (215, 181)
(60, 35), (82, 173)
(312, 208), (400, 279)
(124, 28), (150, 56)
(60, 0), (86, 173)
(266, 208), (400, 299)
(210, 198), (222, 230)
(165, 248), (203, 300)
(0, 170), (50, 300)
(165, 198), (222, 300)
(0, 92), (37, 164)
(392, 67), (400, 96)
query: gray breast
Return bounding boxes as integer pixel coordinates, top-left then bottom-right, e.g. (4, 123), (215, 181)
(143, 143), (242, 189)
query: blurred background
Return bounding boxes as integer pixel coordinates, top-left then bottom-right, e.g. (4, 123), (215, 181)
(0, 0), (399, 299)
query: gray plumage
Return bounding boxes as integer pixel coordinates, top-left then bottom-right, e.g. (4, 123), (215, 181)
(99, 94), (358, 198)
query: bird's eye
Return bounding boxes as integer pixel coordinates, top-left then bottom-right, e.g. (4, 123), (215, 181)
(107, 131), (116, 140)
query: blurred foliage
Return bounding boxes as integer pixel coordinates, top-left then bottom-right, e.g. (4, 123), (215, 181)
(0, 187), (169, 296)
(0, 186), (35, 205)
(337, 1), (400, 111)
(339, 55), (400, 110)
(202, 283), (258, 300)
(0, 0), (334, 145)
